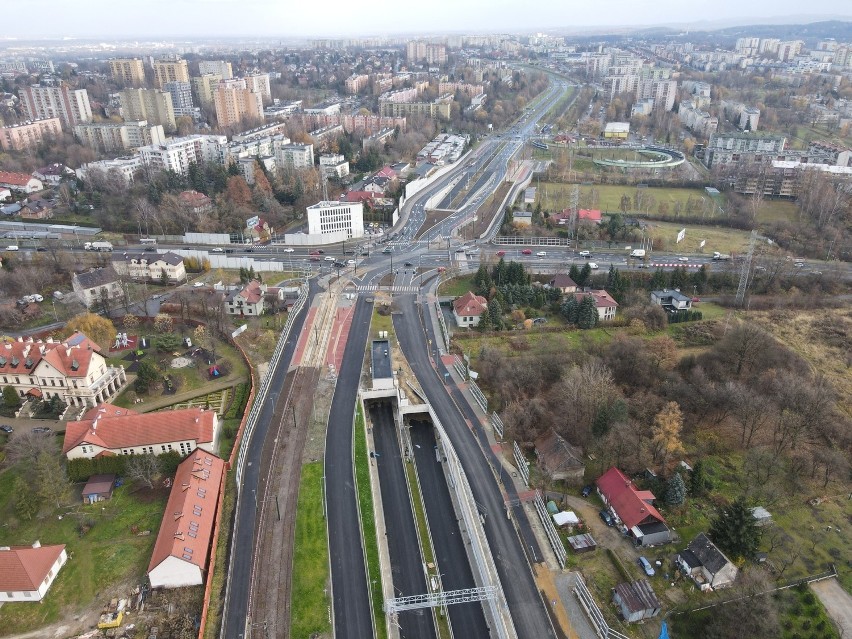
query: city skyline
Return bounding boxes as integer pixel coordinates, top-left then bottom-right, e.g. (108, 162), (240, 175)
(4, 0), (852, 39)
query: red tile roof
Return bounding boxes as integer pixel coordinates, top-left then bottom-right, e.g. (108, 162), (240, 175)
(148, 452), (225, 575)
(578, 209), (602, 222)
(63, 406), (217, 454)
(577, 289), (619, 309)
(0, 170), (36, 187)
(596, 467), (666, 529)
(237, 280), (263, 305)
(453, 291), (488, 317)
(178, 190), (212, 206)
(0, 332), (100, 379)
(342, 190), (375, 203)
(0, 544), (65, 592)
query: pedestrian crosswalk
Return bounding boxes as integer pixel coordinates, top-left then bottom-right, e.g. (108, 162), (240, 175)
(355, 285), (421, 294)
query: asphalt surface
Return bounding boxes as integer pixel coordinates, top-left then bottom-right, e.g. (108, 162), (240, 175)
(325, 297), (376, 639)
(410, 419), (490, 637)
(393, 294), (555, 639)
(369, 402), (437, 639)
(222, 278), (316, 639)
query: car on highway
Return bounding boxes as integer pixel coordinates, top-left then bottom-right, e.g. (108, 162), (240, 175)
(588, 262), (599, 270)
(282, 247), (294, 253)
(638, 557), (655, 577)
(579, 250), (591, 258)
(794, 261), (804, 268)
(332, 261), (345, 268)
(5, 245), (19, 251)
(536, 251), (547, 257)
(678, 256), (689, 262)
(310, 255), (320, 261)
(0, 425), (13, 434)
(36, 246), (47, 252)
(521, 249), (532, 255)
(382, 247), (393, 254)
(347, 259), (356, 266)
(310, 250), (321, 255)
(496, 250), (506, 257)
(211, 247), (224, 253)
(343, 249), (355, 255)
(324, 256), (334, 261)
(404, 261), (413, 267)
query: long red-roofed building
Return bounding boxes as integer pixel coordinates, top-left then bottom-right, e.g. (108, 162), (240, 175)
(148, 451), (225, 588)
(596, 467), (671, 546)
(0, 542), (67, 602)
(63, 403), (220, 460)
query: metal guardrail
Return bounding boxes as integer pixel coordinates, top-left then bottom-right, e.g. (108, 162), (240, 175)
(452, 354), (467, 379)
(234, 280), (309, 487)
(512, 441), (529, 487)
(490, 412), (504, 439)
(492, 236), (571, 246)
(468, 379), (488, 413)
(434, 299), (451, 352)
(573, 574), (630, 639)
(534, 490), (566, 569)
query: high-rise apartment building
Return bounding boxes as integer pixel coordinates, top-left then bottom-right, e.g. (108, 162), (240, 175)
(213, 79), (263, 128)
(74, 120), (165, 152)
(153, 58), (190, 88)
(164, 81), (194, 117)
(20, 83), (93, 129)
(198, 60), (233, 79)
(138, 134), (228, 176)
(0, 118), (63, 151)
(406, 41), (447, 65)
(345, 74), (369, 94)
(108, 58), (146, 86)
(244, 74), (271, 104)
(119, 88), (176, 131)
(192, 74), (222, 107)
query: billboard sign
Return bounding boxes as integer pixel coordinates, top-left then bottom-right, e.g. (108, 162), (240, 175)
(246, 215), (260, 229)
(676, 228), (686, 243)
(699, 239), (706, 248)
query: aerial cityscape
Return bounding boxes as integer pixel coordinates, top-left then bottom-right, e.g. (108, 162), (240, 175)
(0, 3), (851, 639)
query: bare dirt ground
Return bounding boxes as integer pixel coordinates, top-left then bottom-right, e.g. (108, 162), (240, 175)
(248, 366), (321, 639)
(810, 578), (852, 636)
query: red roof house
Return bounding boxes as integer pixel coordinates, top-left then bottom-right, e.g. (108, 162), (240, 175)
(148, 451), (225, 588)
(63, 403), (220, 460)
(596, 467), (671, 546)
(0, 170), (43, 193)
(178, 190), (213, 214)
(452, 291), (488, 328)
(575, 289), (619, 321)
(0, 542), (68, 602)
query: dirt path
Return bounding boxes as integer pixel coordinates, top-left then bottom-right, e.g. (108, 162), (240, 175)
(248, 367), (321, 638)
(810, 578), (852, 636)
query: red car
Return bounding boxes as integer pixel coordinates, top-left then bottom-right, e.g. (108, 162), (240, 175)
(521, 249), (532, 255)
(496, 250), (506, 257)
(310, 255), (320, 261)
(309, 250), (320, 256)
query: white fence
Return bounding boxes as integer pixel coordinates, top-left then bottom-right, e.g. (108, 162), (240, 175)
(184, 231), (231, 245)
(173, 250), (312, 273)
(492, 236), (572, 246)
(533, 490), (566, 569)
(434, 300), (450, 351)
(452, 354), (467, 379)
(490, 412), (504, 439)
(573, 573), (630, 639)
(468, 378), (488, 413)
(512, 441), (529, 487)
(234, 280), (309, 487)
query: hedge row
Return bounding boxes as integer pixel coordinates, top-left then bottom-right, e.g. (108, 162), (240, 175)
(224, 383), (251, 420)
(67, 450), (182, 483)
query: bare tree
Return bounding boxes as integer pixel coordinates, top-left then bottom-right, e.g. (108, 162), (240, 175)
(7, 430), (59, 467)
(126, 454), (161, 489)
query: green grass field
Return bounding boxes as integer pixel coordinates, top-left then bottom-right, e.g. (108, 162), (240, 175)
(290, 462), (332, 639)
(437, 274), (475, 297)
(644, 220), (757, 255)
(0, 473), (166, 635)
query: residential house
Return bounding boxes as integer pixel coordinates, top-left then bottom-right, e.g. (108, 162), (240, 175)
(0, 171), (43, 194)
(452, 291), (488, 328)
(32, 163), (72, 186)
(1, 202), (22, 216)
(72, 267), (124, 309)
(650, 289), (692, 312)
(0, 187), (11, 202)
(63, 403), (221, 460)
(575, 289), (619, 321)
(534, 429), (585, 483)
(111, 251), (186, 283)
(148, 452), (225, 588)
(19, 199), (55, 220)
(612, 580), (662, 622)
(596, 466), (671, 546)
(578, 209), (602, 224)
(246, 218), (274, 243)
(362, 175), (392, 195)
(226, 280), (268, 316)
(178, 190), (213, 214)
(676, 532), (739, 591)
(0, 542), (68, 603)
(82, 474), (115, 503)
(0, 332), (127, 408)
(549, 273), (578, 295)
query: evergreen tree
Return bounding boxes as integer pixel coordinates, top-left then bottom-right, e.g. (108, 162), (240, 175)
(473, 265), (493, 295)
(669, 266), (689, 289)
(488, 299), (503, 330)
(227, 161), (241, 176)
(577, 263), (592, 287)
(569, 263), (580, 284)
(13, 476), (38, 521)
(577, 295), (598, 329)
(650, 268), (668, 290)
(664, 472), (687, 505)
(709, 496), (761, 561)
(690, 460), (710, 496)
(690, 264), (708, 294)
(561, 294), (579, 324)
(492, 258), (508, 287)
(3, 385), (21, 409)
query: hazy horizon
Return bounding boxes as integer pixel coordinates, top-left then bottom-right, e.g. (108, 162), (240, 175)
(4, 0), (852, 40)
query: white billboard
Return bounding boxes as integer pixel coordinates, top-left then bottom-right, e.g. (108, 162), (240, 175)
(676, 228), (686, 243)
(699, 239), (706, 248)
(246, 215), (260, 229)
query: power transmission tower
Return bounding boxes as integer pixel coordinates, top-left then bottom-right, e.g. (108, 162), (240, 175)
(734, 229), (758, 307)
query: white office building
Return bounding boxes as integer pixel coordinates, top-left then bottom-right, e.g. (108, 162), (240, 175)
(307, 201), (364, 238)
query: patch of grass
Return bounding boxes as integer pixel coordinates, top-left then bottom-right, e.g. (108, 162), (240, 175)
(353, 404), (385, 639)
(290, 462), (332, 639)
(218, 418), (240, 459)
(0, 478), (165, 635)
(203, 472), (236, 639)
(779, 584), (840, 639)
(644, 220), (757, 255)
(437, 274), (476, 298)
(535, 183), (716, 217)
(371, 308), (394, 339)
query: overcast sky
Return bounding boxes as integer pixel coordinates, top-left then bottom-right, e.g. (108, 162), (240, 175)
(6, 0), (852, 39)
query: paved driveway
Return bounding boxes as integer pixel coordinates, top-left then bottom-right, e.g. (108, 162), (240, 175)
(810, 578), (852, 636)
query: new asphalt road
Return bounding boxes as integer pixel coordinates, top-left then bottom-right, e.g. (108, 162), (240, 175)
(325, 297), (376, 639)
(393, 294), (556, 639)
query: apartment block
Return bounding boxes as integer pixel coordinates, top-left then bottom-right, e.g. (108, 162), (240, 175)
(345, 74), (369, 94)
(0, 117), (62, 151)
(406, 41), (447, 65)
(20, 83), (93, 129)
(192, 74), (222, 108)
(138, 134), (228, 176)
(198, 60), (233, 79)
(275, 143), (314, 169)
(244, 73), (271, 104)
(108, 58), (146, 86)
(214, 79), (263, 128)
(119, 88), (176, 131)
(379, 99), (451, 119)
(74, 120), (165, 153)
(153, 58), (190, 88)
(164, 81), (194, 117)
(320, 154), (350, 178)
(704, 132), (787, 169)
(76, 156), (143, 185)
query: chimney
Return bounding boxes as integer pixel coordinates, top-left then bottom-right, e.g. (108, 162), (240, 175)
(65, 347), (72, 357)
(32, 540), (41, 549)
(22, 345), (30, 358)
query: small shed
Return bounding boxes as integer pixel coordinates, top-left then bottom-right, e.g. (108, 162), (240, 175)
(751, 506), (772, 527)
(612, 579), (661, 623)
(82, 474), (116, 504)
(567, 533), (597, 553)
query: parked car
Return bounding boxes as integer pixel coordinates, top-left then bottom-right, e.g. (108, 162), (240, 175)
(599, 509), (614, 526)
(532, 317), (547, 325)
(521, 249), (532, 255)
(579, 250), (591, 257)
(581, 485), (593, 498)
(638, 556), (655, 577)
(193, 281), (205, 288)
(32, 427), (53, 435)
(31, 294), (44, 302)
(0, 425), (13, 434)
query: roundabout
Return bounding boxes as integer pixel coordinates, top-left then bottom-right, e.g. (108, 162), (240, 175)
(592, 145), (685, 169)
